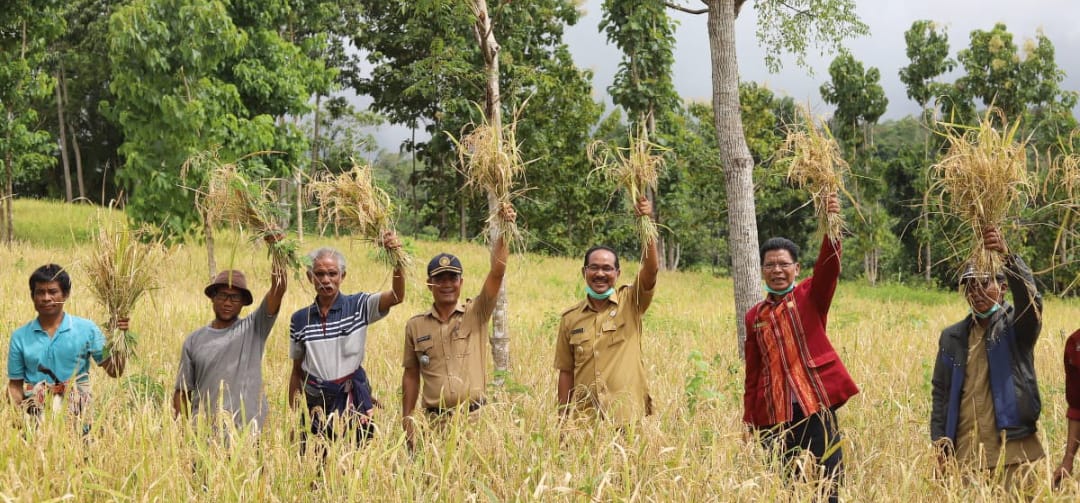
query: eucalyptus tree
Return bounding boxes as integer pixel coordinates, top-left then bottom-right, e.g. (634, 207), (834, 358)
(664, 0), (868, 354)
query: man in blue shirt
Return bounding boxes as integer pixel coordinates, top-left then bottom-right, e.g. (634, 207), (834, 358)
(7, 264), (126, 417)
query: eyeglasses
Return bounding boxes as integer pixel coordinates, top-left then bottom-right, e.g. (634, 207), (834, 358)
(213, 292), (245, 303)
(762, 262), (796, 271)
(585, 265), (617, 273)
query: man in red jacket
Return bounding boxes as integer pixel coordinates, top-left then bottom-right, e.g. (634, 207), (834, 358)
(1055, 328), (1080, 486)
(742, 193), (859, 503)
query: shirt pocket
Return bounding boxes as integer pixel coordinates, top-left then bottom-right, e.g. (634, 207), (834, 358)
(415, 336), (439, 361)
(451, 327), (471, 358)
(602, 319), (627, 347)
(569, 330), (593, 367)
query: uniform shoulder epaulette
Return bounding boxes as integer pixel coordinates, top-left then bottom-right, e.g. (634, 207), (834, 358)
(560, 300), (586, 316)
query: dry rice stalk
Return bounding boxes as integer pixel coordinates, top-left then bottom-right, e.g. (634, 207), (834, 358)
(307, 162), (412, 272)
(587, 124), (666, 245)
(84, 219), (165, 359)
(449, 108), (526, 244)
(931, 109), (1032, 276)
(781, 108), (850, 243)
(183, 150), (304, 276)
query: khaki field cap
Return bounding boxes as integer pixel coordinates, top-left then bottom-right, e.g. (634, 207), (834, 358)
(204, 269), (254, 305)
(427, 253), (463, 277)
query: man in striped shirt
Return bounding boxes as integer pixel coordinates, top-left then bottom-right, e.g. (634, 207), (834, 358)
(288, 232), (405, 445)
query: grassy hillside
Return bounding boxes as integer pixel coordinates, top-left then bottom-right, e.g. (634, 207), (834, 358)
(1, 198), (1078, 501)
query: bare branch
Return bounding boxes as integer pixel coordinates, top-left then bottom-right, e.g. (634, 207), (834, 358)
(777, 0), (812, 17)
(664, 1), (708, 15)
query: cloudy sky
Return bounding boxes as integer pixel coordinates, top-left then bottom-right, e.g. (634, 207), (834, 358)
(364, 0), (1080, 151)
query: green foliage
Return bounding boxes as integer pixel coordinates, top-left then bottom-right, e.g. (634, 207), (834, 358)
(684, 350), (722, 415)
(105, 0), (332, 238)
(898, 20), (955, 109)
(753, 0), (869, 73)
(600, 0), (680, 127)
(1, 0), (62, 237)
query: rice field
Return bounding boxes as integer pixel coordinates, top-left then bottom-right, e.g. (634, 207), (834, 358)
(2, 199), (1080, 501)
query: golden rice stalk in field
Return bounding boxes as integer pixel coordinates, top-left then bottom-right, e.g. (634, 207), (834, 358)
(184, 150), (304, 276)
(781, 109), (850, 243)
(932, 109), (1032, 276)
(450, 111), (525, 245)
(587, 124), (666, 245)
(307, 162), (412, 272)
(84, 220), (164, 359)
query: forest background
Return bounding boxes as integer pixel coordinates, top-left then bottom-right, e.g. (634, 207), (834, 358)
(2, 0), (1078, 292)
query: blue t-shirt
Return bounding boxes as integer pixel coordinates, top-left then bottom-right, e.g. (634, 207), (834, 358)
(7, 313), (107, 385)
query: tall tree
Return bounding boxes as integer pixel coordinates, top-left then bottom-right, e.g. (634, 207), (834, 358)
(601, 0), (683, 269)
(665, 0), (867, 354)
(820, 50), (889, 284)
(1, 0), (61, 245)
(898, 19), (954, 281)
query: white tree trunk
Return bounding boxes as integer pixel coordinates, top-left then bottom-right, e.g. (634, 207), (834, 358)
(60, 66), (85, 200)
(708, 0), (761, 358)
(473, 0), (511, 383)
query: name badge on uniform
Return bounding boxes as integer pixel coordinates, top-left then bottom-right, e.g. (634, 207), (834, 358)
(571, 328), (585, 335)
(417, 335), (432, 343)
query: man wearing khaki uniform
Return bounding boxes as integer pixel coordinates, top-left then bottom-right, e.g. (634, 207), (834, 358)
(401, 204), (515, 449)
(555, 198), (658, 422)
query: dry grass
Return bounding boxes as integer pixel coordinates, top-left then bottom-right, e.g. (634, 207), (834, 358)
(3, 199), (1080, 501)
(781, 108), (850, 242)
(450, 110), (526, 245)
(82, 216), (165, 358)
(587, 124), (666, 246)
(932, 109), (1033, 276)
(183, 150), (304, 276)
(307, 162), (412, 272)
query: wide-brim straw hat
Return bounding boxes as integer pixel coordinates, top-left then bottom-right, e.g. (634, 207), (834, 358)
(204, 269), (254, 305)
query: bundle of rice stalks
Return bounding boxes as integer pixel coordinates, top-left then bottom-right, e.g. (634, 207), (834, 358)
(587, 125), (667, 245)
(307, 162), (412, 272)
(931, 110), (1032, 275)
(450, 112), (525, 244)
(84, 220), (164, 359)
(185, 151), (303, 276)
(781, 109), (850, 243)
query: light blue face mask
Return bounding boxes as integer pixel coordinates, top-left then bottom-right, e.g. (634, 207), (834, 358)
(764, 281), (796, 297)
(971, 303), (1001, 319)
(586, 285), (615, 300)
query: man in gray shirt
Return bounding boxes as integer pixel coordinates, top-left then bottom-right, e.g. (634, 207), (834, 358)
(173, 253), (287, 433)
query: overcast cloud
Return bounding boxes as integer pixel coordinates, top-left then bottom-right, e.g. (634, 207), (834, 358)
(366, 0), (1080, 151)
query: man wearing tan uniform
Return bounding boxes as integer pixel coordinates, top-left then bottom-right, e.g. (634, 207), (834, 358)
(401, 204), (515, 449)
(555, 198), (658, 423)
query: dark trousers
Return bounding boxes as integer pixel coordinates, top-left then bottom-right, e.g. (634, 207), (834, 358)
(759, 404), (844, 503)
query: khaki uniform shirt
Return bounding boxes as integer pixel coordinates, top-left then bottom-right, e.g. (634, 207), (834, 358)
(403, 289), (496, 409)
(955, 323), (1045, 469)
(554, 282), (654, 422)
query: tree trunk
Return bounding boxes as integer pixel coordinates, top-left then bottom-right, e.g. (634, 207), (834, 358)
(708, 0), (761, 358)
(60, 66), (86, 201)
(473, 0), (511, 384)
(4, 106), (13, 247)
(204, 215), (217, 280)
(55, 70), (73, 202)
(303, 94), (321, 242)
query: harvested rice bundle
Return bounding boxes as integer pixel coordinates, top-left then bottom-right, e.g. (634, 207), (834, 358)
(781, 109), (850, 242)
(932, 110), (1032, 276)
(451, 115), (525, 244)
(587, 125), (666, 245)
(185, 151), (303, 276)
(84, 220), (164, 359)
(307, 162), (412, 272)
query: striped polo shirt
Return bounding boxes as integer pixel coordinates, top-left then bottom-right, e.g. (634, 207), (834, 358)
(289, 292), (386, 381)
